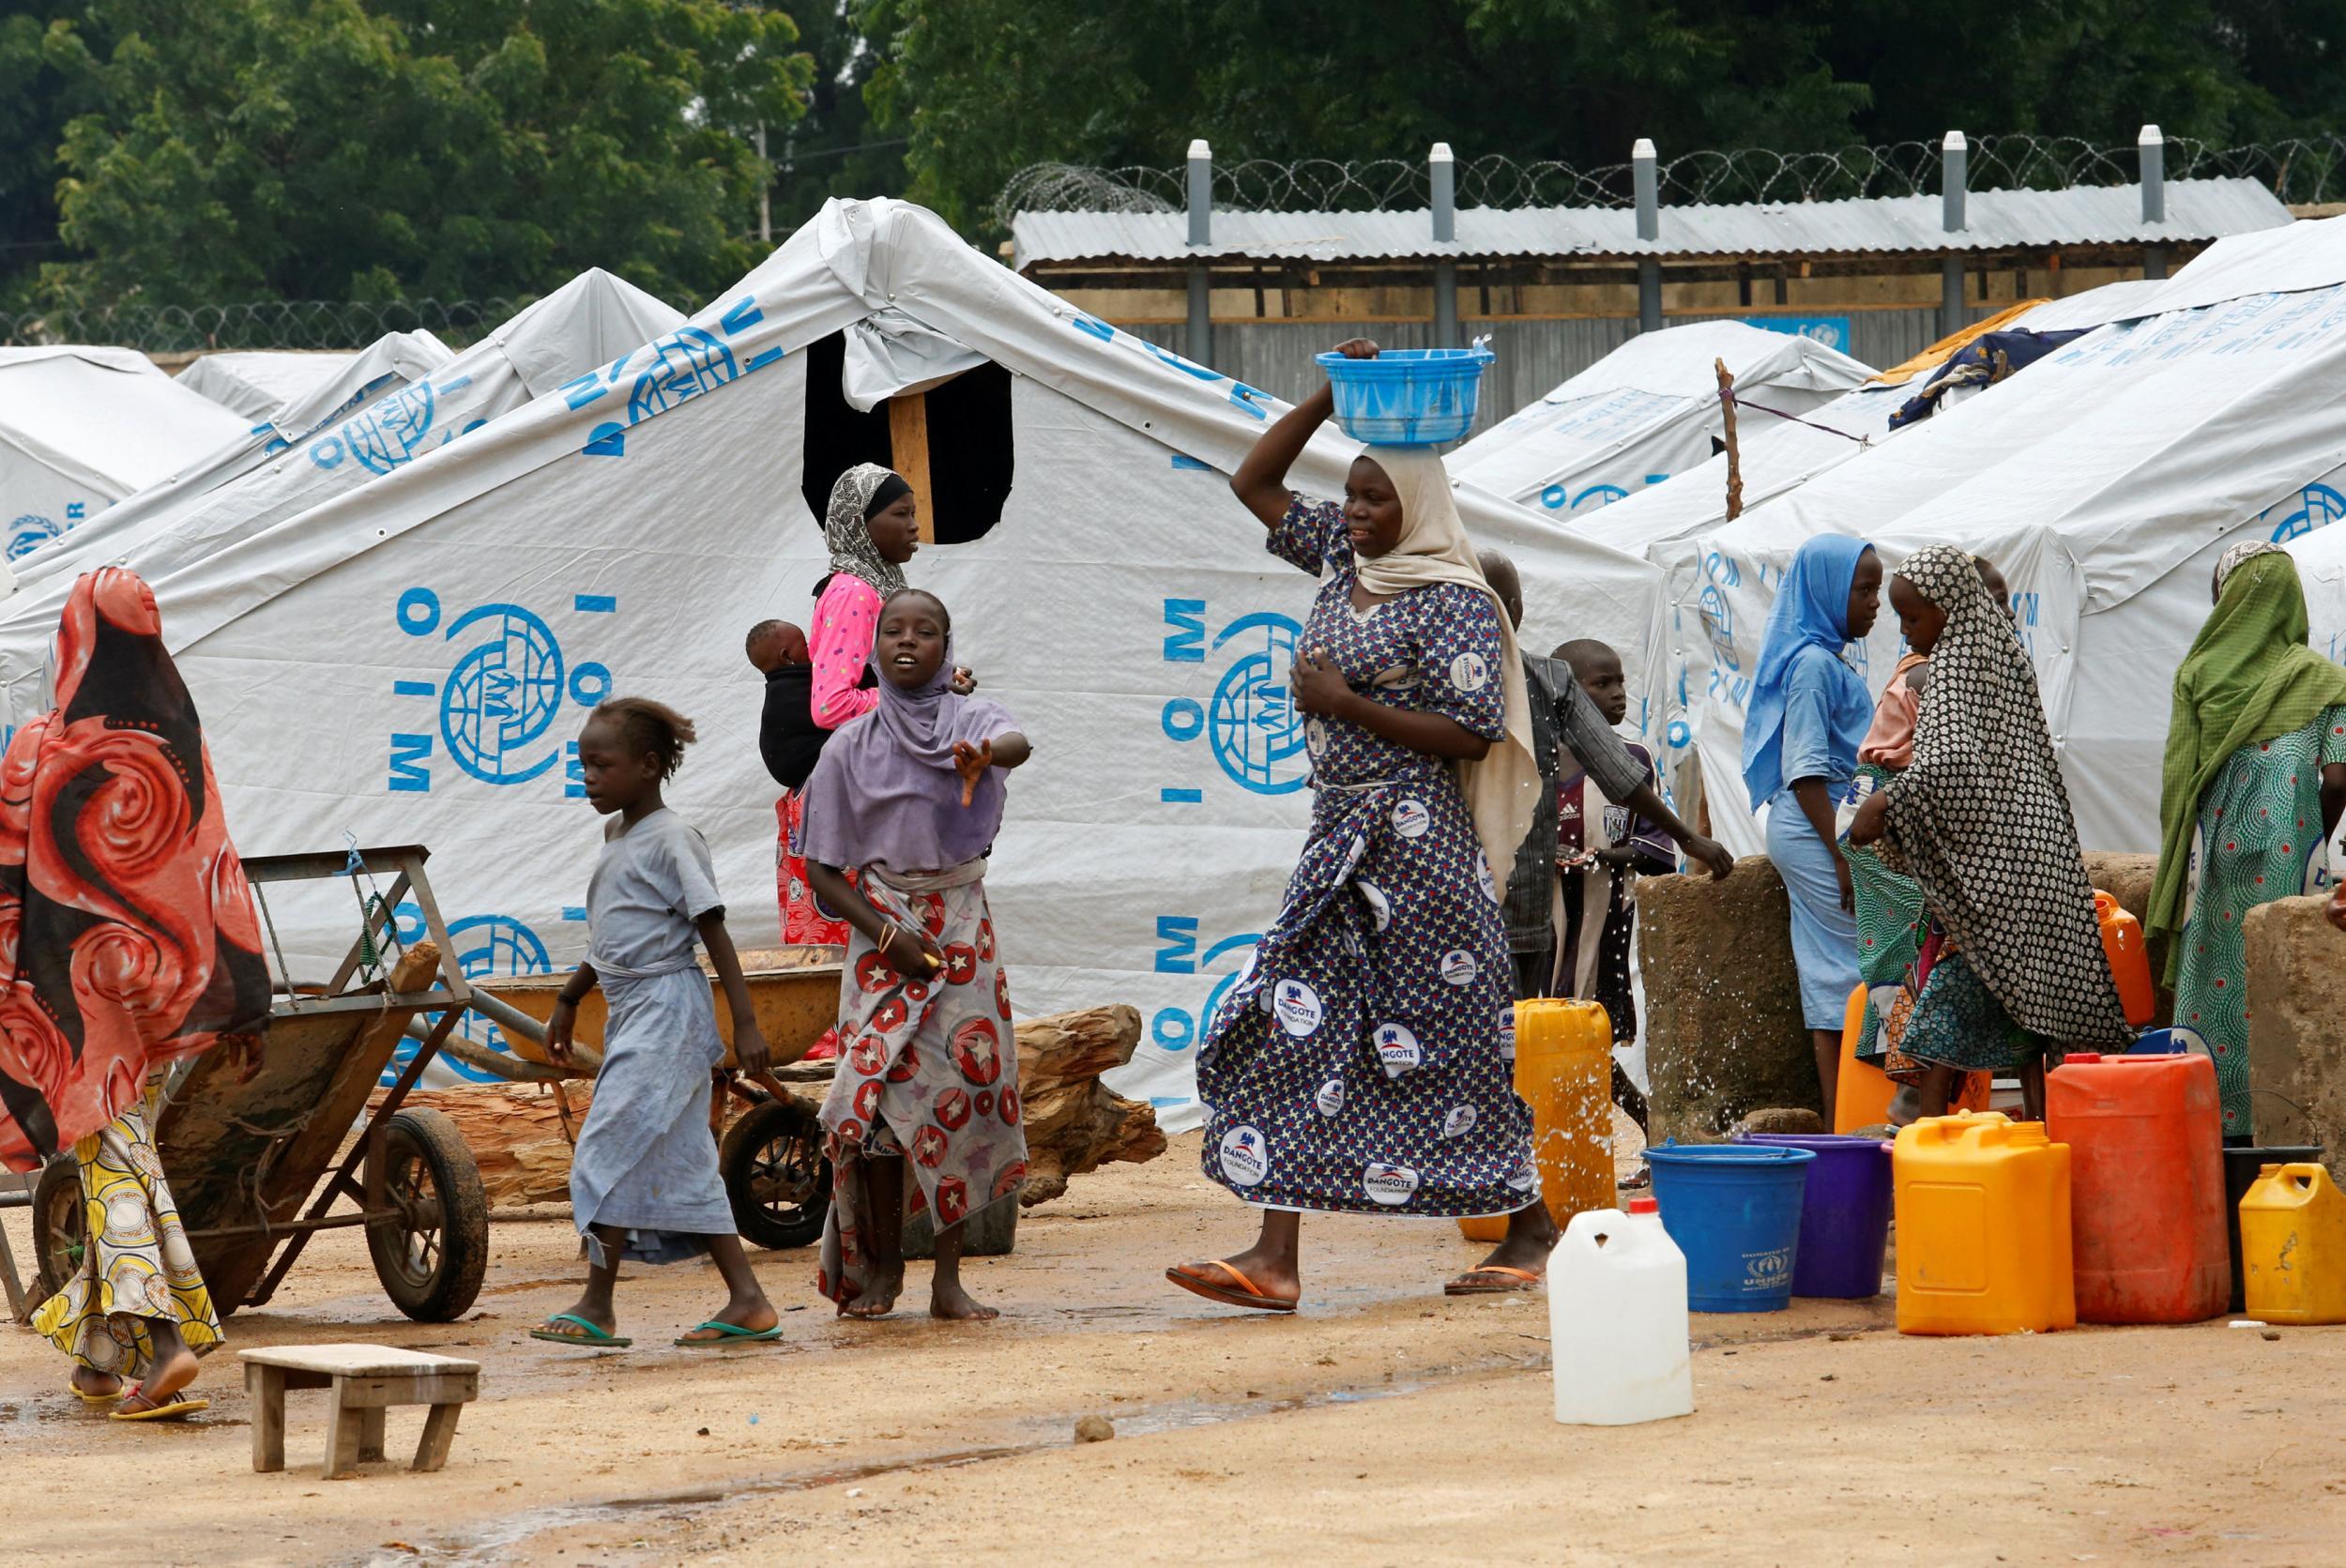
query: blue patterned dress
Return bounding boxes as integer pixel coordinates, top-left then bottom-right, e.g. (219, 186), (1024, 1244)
(1196, 496), (1536, 1218)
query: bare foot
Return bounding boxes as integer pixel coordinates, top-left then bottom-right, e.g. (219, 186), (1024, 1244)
(71, 1366), (123, 1400)
(677, 1297), (780, 1343)
(931, 1278), (999, 1321)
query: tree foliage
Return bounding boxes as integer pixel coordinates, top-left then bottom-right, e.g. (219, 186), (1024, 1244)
(857, 0), (2346, 234)
(18, 0), (811, 312)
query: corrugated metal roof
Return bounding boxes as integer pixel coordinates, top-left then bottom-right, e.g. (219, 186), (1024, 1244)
(1011, 178), (2291, 269)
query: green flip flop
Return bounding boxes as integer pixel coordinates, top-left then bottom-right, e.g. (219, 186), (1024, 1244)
(529, 1312), (632, 1348)
(674, 1319), (785, 1347)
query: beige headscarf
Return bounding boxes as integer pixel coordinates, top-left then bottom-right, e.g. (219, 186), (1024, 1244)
(1353, 448), (1543, 887)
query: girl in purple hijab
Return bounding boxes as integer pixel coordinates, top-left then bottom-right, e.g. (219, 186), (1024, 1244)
(800, 588), (1034, 1319)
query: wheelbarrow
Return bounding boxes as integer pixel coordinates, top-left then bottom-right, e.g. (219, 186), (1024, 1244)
(31, 845), (491, 1322)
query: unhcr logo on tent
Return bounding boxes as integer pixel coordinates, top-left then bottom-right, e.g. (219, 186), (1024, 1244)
(1160, 599), (1310, 798)
(387, 586), (616, 791)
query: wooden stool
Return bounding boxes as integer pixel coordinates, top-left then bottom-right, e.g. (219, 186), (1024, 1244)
(238, 1344), (480, 1479)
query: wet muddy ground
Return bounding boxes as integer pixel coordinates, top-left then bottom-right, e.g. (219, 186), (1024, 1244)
(5, 1124), (2343, 1564)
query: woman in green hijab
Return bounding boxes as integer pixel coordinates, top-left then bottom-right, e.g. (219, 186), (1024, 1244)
(2152, 542), (2346, 1138)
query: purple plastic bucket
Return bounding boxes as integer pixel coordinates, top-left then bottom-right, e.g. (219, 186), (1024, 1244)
(1741, 1134), (1893, 1299)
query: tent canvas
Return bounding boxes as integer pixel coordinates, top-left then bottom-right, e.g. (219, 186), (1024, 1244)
(0, 346), (252, 562)
(8, 329), (455, 594)
(1571, 282), (2189, 840)
(1452, 321), (1872, 521)
(55, 198), (1666, 1120)
(1690, 213), (2346, 859)
(177, 350), (360, 421)
(0, 270), (683, 695)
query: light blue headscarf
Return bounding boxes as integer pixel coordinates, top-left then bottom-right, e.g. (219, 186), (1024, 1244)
(1740, 534), (1874, 806)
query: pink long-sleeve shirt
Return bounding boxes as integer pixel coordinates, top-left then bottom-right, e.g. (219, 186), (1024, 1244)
(809, 572), (882, 729)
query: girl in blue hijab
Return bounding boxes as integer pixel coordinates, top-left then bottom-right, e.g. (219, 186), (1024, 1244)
(1741, 533), (1881, 1124)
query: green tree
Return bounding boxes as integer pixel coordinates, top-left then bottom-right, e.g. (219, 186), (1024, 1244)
(42, 0), (813, 312)
(857, 0), (2346, 236)
(0, 6), (103, 308)
(763, 0), (909, 236)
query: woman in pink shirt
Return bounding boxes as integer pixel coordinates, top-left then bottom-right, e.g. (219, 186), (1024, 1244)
(776, 467), (926, 1059)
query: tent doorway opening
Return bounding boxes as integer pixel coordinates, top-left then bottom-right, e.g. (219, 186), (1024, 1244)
(799, 332), (1013, 548)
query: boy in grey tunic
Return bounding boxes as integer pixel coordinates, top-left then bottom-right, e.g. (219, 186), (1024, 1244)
(532, 697), (785, 1350)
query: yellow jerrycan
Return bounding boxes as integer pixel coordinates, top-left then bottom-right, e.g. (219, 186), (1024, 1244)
(2239, 1162), (2346, 1325)
(1461, 998), (1614, 1242)
(1893, 1111), (2076, 1335)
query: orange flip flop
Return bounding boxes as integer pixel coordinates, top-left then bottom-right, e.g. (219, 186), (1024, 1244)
(1444, 1264), (1544, 1297)
(1165, 1259), (1298, 1314)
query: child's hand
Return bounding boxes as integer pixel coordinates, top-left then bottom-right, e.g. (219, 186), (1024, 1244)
(732, 1021), (772, 1079)
(951, 665), (978, 695)
(546, 998), (578, 1067)
(952, 738), (994, 806)
(2328, 883), (2346, 933)
(885, 926), (945, 979)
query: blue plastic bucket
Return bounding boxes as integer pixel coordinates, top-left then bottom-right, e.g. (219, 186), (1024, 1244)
(1316, 347), (1494, 446)
(1645, 1142), (1816, 1313)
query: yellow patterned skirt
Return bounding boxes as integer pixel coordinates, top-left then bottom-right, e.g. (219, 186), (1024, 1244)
(31, 1078), (222, 1378)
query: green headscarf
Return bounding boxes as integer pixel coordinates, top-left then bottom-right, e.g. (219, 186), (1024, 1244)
(2150, 549), (2346, 973)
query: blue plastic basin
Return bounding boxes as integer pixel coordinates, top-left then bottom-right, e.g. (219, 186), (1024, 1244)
(1316, 347), (1494, 446)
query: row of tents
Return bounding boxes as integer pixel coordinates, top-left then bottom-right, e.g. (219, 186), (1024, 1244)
(0, 197), (2340, 1121)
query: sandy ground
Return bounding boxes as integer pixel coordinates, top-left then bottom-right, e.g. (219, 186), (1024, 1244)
(6, 1123), (2346, 1566)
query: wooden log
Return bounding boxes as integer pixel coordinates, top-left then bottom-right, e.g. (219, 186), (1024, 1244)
(377, 1083), (590, 1208)
(1013, 1004), (1165, 1207)
(389, 1006), (1165, 1210)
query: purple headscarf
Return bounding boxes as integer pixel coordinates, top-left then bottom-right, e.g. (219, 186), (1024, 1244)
(798, 636), (1018, 876)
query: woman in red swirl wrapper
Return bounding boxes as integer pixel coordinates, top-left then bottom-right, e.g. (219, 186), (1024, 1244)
(2, 569), (270, 1421)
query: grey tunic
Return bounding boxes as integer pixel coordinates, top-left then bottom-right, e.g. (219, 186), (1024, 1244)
(569, 808), (733, 1266)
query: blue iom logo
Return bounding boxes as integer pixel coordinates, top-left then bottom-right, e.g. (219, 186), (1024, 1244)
(2263, 481), (2346, 543)
(7, 501), (86, 561)
(388, 587), (617, 792)
(309, 374), (481, 476)
(560, 297), (785, 459)
(1149, 914), (1262, 1061)
(1160, 599), (1309, 799)
(377, 905), (584, 1086)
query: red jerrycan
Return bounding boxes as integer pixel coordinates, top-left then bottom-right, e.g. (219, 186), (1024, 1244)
(2046, 1052), (2228, 1323)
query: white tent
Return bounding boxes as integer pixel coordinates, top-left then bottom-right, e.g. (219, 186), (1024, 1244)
(1452, 321), (1873, 520)
(176, 350), (359, 421)
(8, 329), (455, 594)
(24, 199), (1666, 1118)
(0, 347), (251, 563)
(0, 270), (682, 670)
(1690, 213), (2346, 859)
(1575, 282), (2185, 828)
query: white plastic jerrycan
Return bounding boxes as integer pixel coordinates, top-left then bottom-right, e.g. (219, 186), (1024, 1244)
(1547, 1195), (1694, 1425)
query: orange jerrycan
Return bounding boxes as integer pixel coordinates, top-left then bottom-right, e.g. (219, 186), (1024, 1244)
(2046, 1053), (2228, 1323)
(1894, 1111), (2076, 1335)
(1460, 998), (1614, 1242)
(2239, 1163), (2346, 1324)
(2095, 891), (2156, 1027)
(1835, 984), (1992, 1132)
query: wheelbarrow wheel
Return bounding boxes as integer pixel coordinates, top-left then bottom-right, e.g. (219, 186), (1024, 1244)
(720, 1095), (832, 1250)
(30, 1152), (84, 1302)
(367, 1107), (489, 1322)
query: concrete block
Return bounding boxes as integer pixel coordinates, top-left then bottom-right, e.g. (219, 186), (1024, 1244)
(2244, 893), (2346, 1183)
(1637, 856), (1819, 1146)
